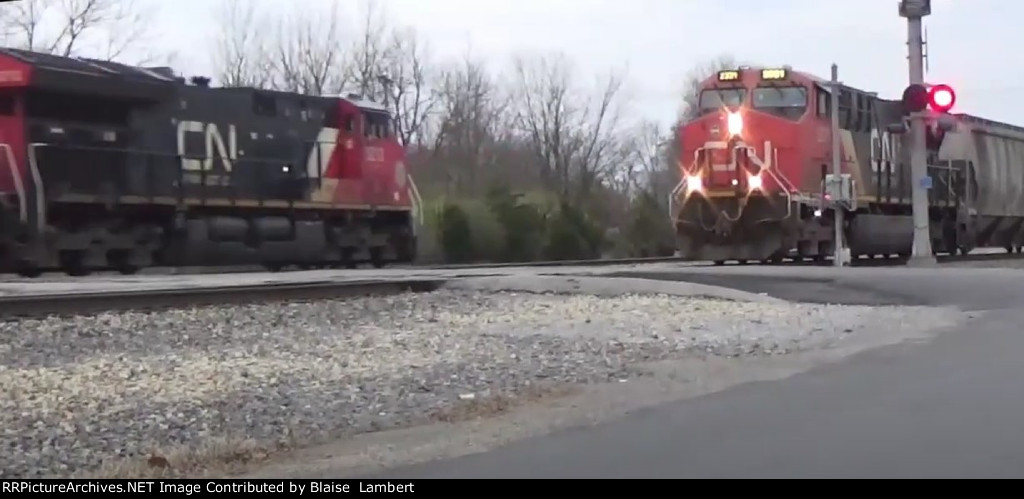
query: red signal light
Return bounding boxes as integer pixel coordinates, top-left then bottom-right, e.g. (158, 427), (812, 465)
(928, 84), (955, 113)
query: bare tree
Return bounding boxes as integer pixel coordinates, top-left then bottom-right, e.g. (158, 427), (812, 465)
(380, 27), (437, 147)
(621, 119), (679, 208)
(346, 0), (390, 100)
(509, 52), (629, 200)
(271, 2), (348, 95)
(341, 1), (436, 147)
(424, 53), (512, 194)
(678, 54), (738, 123)
(1, 0), (156, 61)
(209, 0), (273, 88)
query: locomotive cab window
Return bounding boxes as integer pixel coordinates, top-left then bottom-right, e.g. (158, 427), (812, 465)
(752, 86), (807, 121)
(0, 92), (15, 116)
(362, 111), (393, 139)
(816, 87), (831, 117)
(252, 93), (277, 117)
(697, 88), (747, 116)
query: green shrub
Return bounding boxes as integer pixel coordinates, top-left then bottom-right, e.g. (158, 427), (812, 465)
(437, 203), (474, 263)
(414, 199), (446, 264)
(624, 193), (676, 257)
(485, 185), (548, 262)
(544, 201), (605, 261)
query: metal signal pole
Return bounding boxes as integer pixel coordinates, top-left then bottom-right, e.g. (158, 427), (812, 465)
(830, 64), (845, 267)
(900, 0), (936, 264)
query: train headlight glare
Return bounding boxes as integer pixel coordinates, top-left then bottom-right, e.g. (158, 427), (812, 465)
(686, 175), (703, 193)
(748, 173), (762, 190)
(727, 112), (743, 136)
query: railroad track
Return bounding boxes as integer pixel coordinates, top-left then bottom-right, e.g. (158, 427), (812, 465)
(0, 278), (445, 319)
(2, 250), (1023, 279)
(2, 251), (1020, 319)
(428, 250), (1024, 269)
(678, 251), (1024, 268)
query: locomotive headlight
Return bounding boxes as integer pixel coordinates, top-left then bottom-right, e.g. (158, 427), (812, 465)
(686, 175), (703, 194)
(726, 112), (743, 136)
(747, 173), (762, 191)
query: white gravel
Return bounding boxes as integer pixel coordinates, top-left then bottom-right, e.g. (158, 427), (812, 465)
(0, 289), (959, 478)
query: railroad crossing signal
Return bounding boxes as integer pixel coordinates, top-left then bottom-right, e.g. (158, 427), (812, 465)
(901, 83), (956, 114)
(900, 83), (957, 150)
(927, 84), (955, 113)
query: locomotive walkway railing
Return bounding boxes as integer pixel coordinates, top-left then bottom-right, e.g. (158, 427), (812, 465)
(24, 141), (419, 209)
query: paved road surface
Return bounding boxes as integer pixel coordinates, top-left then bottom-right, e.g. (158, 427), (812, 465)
(375, 266), (1024, 478)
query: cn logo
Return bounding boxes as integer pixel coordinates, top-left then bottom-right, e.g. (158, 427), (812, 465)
(176, 120), (238, 172)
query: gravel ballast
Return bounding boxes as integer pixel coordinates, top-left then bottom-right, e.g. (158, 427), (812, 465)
(0, 289), (961, 478)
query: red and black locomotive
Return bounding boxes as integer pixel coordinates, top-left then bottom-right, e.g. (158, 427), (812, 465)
(672, 65), (1024, 264)
(0, 48), (420, 277)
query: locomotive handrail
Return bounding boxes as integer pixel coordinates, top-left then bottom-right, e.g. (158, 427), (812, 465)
(26, 143), (46, 234)
(668, 177), (686, 224)
(24, 141), (417, 210)
(0, 143), (26, 224)
(26, 141), (350, 165)
(730, 143), (793, 223)
(407, 174), (424, 228)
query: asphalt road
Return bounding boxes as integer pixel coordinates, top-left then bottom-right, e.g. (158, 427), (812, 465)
(375, 266), (1024, 478)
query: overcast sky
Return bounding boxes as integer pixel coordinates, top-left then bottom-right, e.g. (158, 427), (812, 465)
(109, 0), (1024, 128)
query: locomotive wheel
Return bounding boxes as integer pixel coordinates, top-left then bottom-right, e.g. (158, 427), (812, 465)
(713, 260), (725, 266)
(370, 248), (385, 269)
(737, 259), (748, 265)
(108, 250), (139, 275)
(340, 248), (358, 269)
(16, 265), (42, 278)
(60, 251), (90, 277)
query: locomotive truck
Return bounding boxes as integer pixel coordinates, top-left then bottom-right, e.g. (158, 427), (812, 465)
(671, 65), (1024, 264)
(0, 47), (421, 277)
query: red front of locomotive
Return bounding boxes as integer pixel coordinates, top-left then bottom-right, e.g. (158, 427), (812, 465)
(672, 67), (819, 262)
(322, 97), (416, 211)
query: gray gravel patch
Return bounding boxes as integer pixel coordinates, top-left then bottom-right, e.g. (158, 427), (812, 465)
(0, 289), (962, 478)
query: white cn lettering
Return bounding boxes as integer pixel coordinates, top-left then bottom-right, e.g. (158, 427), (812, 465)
(177, 120), (238, 172)
(869, 127), (898, 173)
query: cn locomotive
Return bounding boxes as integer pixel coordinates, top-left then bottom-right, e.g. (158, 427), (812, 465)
(671, 65), (1024, 264)
(0, 47), (421, 277)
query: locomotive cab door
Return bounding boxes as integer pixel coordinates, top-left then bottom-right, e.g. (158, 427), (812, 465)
(327, 102), (365, 204)
(360, 110), (394, 206)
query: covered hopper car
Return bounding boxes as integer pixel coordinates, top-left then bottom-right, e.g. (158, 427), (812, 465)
(671, 65), (1024, 263)
(0, 47), (422, 277)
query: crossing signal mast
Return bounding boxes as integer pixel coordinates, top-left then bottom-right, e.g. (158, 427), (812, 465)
(897, 0), (958, 265)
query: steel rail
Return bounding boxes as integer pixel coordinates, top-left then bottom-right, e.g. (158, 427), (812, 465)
(0, 278), (445, 319)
